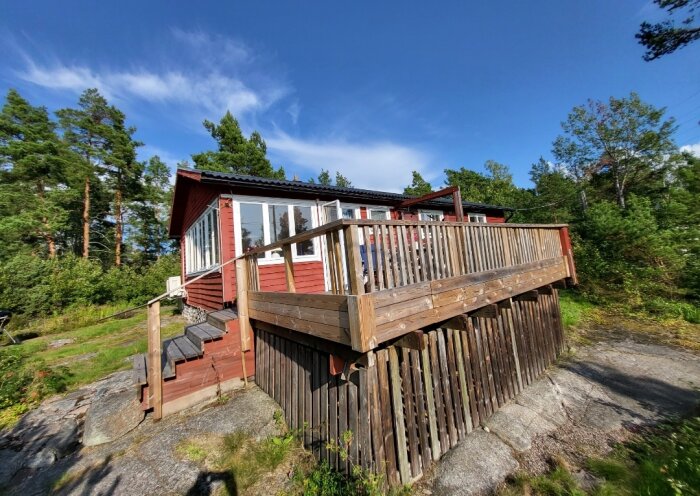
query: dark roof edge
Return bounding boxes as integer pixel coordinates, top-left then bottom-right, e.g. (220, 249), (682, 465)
(181, 168), (513, 211)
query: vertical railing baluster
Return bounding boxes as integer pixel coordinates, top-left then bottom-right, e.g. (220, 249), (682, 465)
(363, 226), (375, 292)
(344, 225), (365, 295)
(373, 225), (385, 291)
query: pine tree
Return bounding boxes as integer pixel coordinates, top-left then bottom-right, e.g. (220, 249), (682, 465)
(130, 156), (172, 266)
(317, 169), (332, 185)
(103, 106), (142, 266)
(57, 89), (116, 260)
(335, 172), (352, 188)
(192, 111), (285, 178)
(404, 171), (432, 196)
(0, 89), (71, 258)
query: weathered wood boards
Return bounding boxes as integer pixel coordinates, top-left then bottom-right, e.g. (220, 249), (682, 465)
(253, 287), (565, 486)
(246, 257), (568, 353)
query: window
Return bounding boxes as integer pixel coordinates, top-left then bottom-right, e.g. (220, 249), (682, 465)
(419, 210), (443, 222)
(185, 203), (220, 274)
(368, 208), (390, 220)
(468, 213), (487, 223)
(234, 197), (319, 263)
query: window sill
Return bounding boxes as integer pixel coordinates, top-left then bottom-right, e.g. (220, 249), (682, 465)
(185, 266), (222, 278)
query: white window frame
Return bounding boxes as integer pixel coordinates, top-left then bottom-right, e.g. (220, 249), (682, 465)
(367, 206), (391, 220)
(230, 195), (322, 266)
(468, 213), (487, 223)
(418, 210), (444, 222)
(184, 201), (220, 275)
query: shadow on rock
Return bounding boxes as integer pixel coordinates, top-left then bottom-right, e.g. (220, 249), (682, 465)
(186, 470), (237, 496)
(54, 454), (119, 496)
(563, 360), (700, 416)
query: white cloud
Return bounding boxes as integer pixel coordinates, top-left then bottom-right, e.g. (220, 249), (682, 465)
(15, 30), (290, 120)
(267, 133), (434, 192)
(680, 142), (700, 157)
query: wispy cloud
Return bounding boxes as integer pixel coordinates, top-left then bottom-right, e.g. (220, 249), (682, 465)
(14, 30), (291, 120)
(680, 142), (700, 157)
(267, 133), (434, 192)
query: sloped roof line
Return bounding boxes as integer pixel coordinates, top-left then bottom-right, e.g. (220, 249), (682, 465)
(178, 168), (513, 211)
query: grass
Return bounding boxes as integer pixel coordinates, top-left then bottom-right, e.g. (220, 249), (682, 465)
(501, 414), (700, 496)
(172, 425), (303, 495)
(0, 304), (184, 429)
(558, 289), (700, 352)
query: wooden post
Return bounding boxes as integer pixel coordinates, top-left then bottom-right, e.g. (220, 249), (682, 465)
(344, 225), (365, 295)
(558, 226), (578, 285)
(348, 293), (377, 352)
(453, 186), (464, 222)
(388, 347), (410, 484)
(236, 258), (252, 353)
(147, 301), (163, 420)
(283, 244), (296, 292)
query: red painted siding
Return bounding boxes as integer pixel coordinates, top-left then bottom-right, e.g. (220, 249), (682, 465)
(259, 261), (326, 293)
(185, 272), (223, 311)
(158, 320), (255, 405)
(487, 215), (506, 223)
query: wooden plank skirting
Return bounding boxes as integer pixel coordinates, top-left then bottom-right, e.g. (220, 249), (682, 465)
(254, 287), (565, 486)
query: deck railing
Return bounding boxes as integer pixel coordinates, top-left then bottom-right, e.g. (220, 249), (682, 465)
(238, 219), (576, 353)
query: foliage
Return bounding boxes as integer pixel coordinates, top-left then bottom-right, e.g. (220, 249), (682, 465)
(0, 253), (180, 318)
(403, 170), (433, 197)
(311, 169), (353, 187)
(0, 305), (182, 428)
(637, 0), (700, 60)
(1, 88), (173, 270)
(503, 415), (700, 495)
(192, 110), (285, 179)
(0, 347), (69, 429)
(552, 92), (677, 210)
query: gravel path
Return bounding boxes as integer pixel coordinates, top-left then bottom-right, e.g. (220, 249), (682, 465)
(425, 339), (700, 495)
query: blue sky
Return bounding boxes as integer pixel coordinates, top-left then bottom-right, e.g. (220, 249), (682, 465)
(1, 0), (699, 192)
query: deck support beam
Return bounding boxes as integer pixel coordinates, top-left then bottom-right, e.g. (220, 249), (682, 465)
(514, 290), (539, 301)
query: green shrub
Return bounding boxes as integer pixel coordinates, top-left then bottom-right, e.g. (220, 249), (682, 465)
(0, 252), (181, 320)
(0, 347), (70, 428)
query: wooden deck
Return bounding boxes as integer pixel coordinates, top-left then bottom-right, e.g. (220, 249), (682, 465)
(237, 219), (577, 353)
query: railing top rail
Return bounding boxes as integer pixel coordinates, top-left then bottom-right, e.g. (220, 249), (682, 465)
(342, 219), (569, 229)
(241, 218), (569, 258)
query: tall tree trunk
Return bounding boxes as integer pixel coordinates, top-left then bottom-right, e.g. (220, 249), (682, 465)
(614, 175), (626, 209)
(37, 180), (56, 258)
(114, 185), (122, 266)
(82, 176), (90, 258)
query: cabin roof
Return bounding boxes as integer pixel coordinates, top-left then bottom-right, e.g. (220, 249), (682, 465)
(196, 169), (512, 210)
(169, 168), (512, 237)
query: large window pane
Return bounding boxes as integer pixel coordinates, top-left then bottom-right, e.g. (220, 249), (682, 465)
(294, 206), (315, 256)
(342, 207), (355, 219)
(268, 205), (290, 243)
(370, 209), (388, 220)
(240, 203), (265, 256)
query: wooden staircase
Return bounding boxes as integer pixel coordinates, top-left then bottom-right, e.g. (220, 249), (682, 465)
(132, 308), (247, 415)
